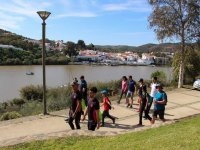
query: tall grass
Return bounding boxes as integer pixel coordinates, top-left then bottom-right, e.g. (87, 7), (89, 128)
(0, 80), (121, 120)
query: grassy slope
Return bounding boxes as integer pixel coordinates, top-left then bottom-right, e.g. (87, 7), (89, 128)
(2, 115), (200, 150)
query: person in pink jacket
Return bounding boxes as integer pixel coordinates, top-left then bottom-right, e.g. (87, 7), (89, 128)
(117, 76), (128, 104)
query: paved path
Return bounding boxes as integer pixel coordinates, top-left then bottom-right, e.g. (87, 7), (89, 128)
(0, 88), (200, 147)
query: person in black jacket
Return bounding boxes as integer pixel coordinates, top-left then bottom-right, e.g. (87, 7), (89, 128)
(68, 81), (82, 130)
(138, 78), (152, 125)
(80, 75), (88, 106)
(82, 87), (100, 131)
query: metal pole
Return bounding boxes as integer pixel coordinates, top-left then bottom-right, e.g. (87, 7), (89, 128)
(42, 21), (47, 115)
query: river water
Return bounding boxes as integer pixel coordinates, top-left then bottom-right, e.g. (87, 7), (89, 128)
(0, 65), (172, 102)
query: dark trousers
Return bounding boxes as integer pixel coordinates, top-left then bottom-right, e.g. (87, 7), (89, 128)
(118, 90), (127, 102)
(102, 110), (115, 126)
(68, 111), (81, 130)
(146, 96), (153, 115)
(139, 100), (152, 125)
(88, 120), (97, 131)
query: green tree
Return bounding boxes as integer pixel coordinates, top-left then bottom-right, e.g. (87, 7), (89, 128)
(87, 43), (95, 50)
(63, 41), (78, 57)
(148, 0), (200, 88)
(172, 46), (200, 82)
(76, 40), (86, 50)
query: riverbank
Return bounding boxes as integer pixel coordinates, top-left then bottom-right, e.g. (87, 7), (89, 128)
(0, 80), (121, 120)
(0, 88), (200, 147)
(0, 65), (172, 102)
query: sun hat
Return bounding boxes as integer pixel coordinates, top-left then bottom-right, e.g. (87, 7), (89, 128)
(138, 78), (144, 82)
(101, 90), (108, 94)
(156, 83), (163, 89)
(71, 81), (79, 86)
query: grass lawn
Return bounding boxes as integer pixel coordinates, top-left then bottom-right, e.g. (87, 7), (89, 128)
(2, 115), (200, 150)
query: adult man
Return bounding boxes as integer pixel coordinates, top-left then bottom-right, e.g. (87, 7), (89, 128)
(144, 77), (158, 118)
(126, 75), (136, 108)
(80, 75), (87, 106)
(68, 81), (82, 130)
(151, 84), (167, 124)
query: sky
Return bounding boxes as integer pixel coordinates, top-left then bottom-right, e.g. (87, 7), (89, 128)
(0, 0), (161, 46)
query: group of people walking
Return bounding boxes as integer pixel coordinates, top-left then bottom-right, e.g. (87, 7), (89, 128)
(118, 75), (167, 125)
(67, 75), (167, 131)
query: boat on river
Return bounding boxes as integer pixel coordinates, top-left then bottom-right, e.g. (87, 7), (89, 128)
(26, 72), (34, 75)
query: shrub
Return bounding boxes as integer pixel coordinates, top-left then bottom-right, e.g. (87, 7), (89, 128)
(151, 70), (167, 85)
(20, 85), (43, 101)
(13, 80), (122, 116)
(88, 80), (121, 101)
(2, 102), (8, 109)
(89, 80), (121, 93)
(0, 104), (6, 114)
(19, 101), (43, 116)
(0, 111), (22, 121)
(11, 98), (25, 107)
(47, 87), (71, 111)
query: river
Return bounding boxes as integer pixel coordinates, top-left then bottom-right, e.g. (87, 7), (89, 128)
(0, 65), (172, 102)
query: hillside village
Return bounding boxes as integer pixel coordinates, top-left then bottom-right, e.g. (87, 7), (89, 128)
(0, 30), (174, 66)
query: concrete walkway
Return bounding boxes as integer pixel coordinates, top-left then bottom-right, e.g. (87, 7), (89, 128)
(0, 88), (200, 147)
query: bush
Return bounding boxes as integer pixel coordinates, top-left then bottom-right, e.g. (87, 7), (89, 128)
(151, 70), (167, 85)
(47, 87), (71, 111)
(19, 101), (43, 116)
(20, 85), (43, 101)
(1, 80), (122, 118)
(89, 80), (121, 93)
(10, 98), (25, 107)
(88, 80), (121, 101)
(2, 102), (8, 109)
(0, 111), (22, 121)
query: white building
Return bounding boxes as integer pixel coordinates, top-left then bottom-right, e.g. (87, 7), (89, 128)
(55, 40), (65, 51)
(79, 50), (97, 55)
(141, 53), (155, 64)
(0, 44), (23, 51)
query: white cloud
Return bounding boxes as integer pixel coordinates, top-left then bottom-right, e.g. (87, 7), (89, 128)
(55, 12), (97, 18)
(0, 0), (51, 30)
(0, 11), (25, 30)
(0, 0), (51, 18)
(103, 0), (150, 12)
(55, 0), (99, 18)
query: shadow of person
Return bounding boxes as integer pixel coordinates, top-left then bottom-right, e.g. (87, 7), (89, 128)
(103, 123), (145, 130)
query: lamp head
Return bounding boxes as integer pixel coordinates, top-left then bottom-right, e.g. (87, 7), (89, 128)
(37, 11), (51, 21)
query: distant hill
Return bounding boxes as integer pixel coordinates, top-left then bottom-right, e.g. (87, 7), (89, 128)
(0, 29), (10, 35)
(135, 43), (180, 52)
(0, 28), (179, 53)
(95, 43), (179, 53)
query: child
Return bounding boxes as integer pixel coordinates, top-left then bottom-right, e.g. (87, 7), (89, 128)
(82, 87), (100, 131)
(100, 90), (115, 127)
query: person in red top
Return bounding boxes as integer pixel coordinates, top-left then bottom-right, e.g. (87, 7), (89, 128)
(101, 90), (115, 127)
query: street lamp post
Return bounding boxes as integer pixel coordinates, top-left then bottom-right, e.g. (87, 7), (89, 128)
(37, 11), (51, 115)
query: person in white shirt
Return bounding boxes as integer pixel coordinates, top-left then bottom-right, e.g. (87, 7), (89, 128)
(144, 77), (158, 119)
